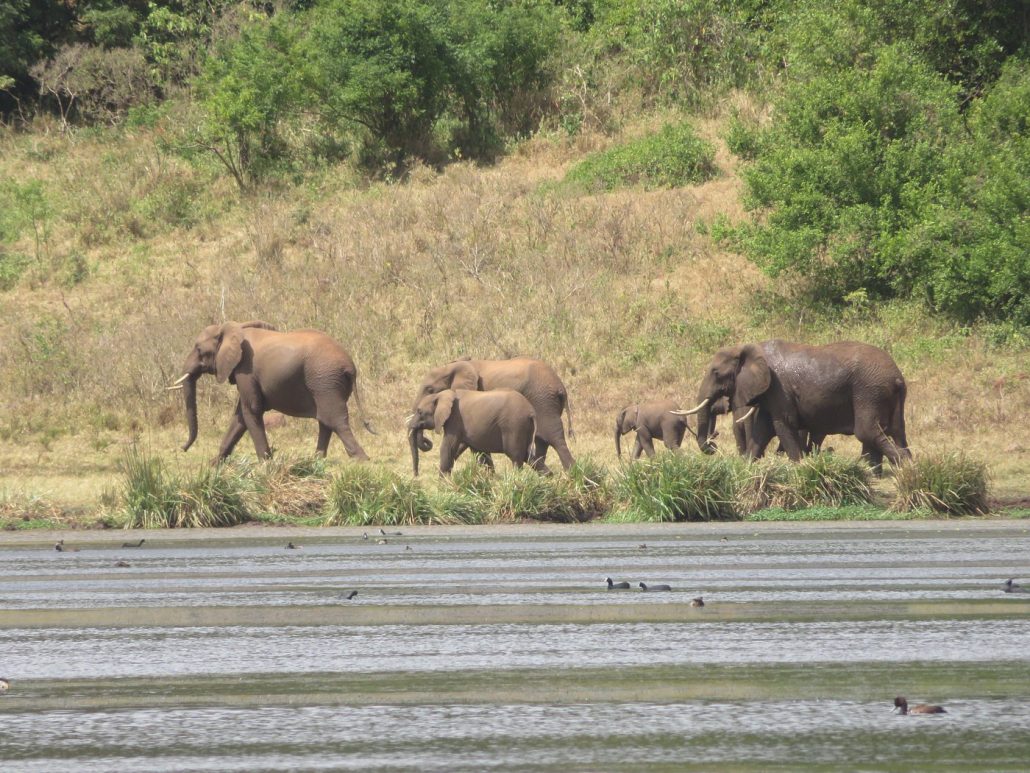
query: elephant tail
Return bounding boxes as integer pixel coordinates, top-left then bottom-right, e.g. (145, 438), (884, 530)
(352, 372), (377, 435)
(529, 416), (538, 465)
(563, 391), (575, 440)
(889, 377), (910, 456)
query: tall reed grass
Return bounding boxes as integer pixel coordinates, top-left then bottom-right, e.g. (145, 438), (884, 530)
(891, 453), (990, 515)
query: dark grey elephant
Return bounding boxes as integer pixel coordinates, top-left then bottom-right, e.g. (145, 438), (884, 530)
(411, 357), (573, 471)
(616, 398), (729, 459)
(682, 340), (910, 471)
(170, 321), (373, 461)
(408, 389), (536, 476)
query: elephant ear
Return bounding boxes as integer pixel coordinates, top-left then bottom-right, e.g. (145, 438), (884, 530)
(734, 345), (771, 408)
(433, 390), (457, 432)
(215, 322), (245, 384)
(449, 360), (479, 391)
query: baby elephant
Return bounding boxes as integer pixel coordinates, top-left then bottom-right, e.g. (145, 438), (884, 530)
(408, 389), (536, 476)
(615, 398), (730, 459)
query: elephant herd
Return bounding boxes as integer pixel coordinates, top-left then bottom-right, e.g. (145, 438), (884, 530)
(169, 321), (911, 476)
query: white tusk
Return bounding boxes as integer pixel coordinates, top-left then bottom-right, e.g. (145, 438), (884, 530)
(674, 398), (710, 416)
(735, 405), (757, 424)
(171, 373), (191, 386)
(165, 384), (184, 391)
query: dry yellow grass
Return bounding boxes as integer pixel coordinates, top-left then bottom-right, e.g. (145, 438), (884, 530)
(1, 109), (1028, 517)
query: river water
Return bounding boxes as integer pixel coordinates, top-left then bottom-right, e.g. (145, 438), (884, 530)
(1, 522), (1028, 771)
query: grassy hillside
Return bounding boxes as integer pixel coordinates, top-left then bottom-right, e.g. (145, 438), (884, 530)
(1, 101), (1027, 521)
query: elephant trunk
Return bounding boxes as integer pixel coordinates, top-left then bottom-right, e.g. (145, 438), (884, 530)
(694, 401), (715, 454)
(615, 420), (623, 458)
(409, 427), (420, 477)
(181, 375), (199, 452)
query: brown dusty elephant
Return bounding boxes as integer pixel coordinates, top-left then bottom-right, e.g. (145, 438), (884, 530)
(411, 357), (573, 471)
(680, 340), (909, 472)
(170, 321), (373, 461)
(408, 389), (536, 476)
(615, 397), (730, 459)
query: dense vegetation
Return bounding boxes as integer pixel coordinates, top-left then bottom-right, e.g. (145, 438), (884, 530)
(0, 1), (1027, 522)
(3, 0), (1026, 321)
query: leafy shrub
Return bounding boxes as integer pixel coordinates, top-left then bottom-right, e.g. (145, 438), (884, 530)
(614, 453), (746, 521)
(564, 122), (716, 192)
(116, 447), (252, 528)
(891, 453), (990, 515)
(323, 464), (435, 525)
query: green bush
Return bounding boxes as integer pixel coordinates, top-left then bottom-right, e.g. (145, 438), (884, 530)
(323, 463), (435, 525)
(117, 448), (253, 528)
(891, 453), (990, 515)
(564, 122), (716, 192)
(614, 453), (746, 522)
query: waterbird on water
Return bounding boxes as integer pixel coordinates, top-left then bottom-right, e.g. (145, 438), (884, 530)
(893, 697), (946, 715)
(0, 678), (9, 694)
(54, 540), (79, 553)
(114, 560), (131, 568)
(690, 596), (705, 607)
(344, 590), (358, 600)
(286, 542), (301, 550)
(639, 582), (671, 592)
(1003, 578), (1027, 593)
(606, 577), (630, 590)
(121, 539), (145, 548)
(380, 528), (403, 536)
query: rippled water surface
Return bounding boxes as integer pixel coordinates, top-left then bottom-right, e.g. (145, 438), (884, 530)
(1, 523), (1028, 771)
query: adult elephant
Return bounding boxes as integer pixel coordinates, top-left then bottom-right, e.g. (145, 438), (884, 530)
(169, 321), (373, 461)
(680, 340), (910, 471)
(410, 357), (574, 471)
(408, 389), (536, 476)
(615, 397), (729, 459)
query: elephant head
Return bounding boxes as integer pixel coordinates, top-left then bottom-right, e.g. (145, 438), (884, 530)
(170, 320), (274, 452)
(407, 390), (457, 476)
(409, 360), (478, 458)
(614, 405), (639, 459)
(680, 345), (770, 454)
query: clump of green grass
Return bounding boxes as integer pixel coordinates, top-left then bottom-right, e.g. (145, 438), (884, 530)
(251, 454), (331, 519)
(766, 453), (873, 509)
(563, 122), (717, 192)
(323, 463), (435, 526)
(425, 488), (489, 525)
(116, 447), (253, 528)
(614, 453), (747, 522)
(891, 453), (990, 515)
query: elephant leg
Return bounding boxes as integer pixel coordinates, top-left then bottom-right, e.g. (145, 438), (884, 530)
(861, 441), (885, 475)
(242, 408), (272, 459)
(531, 437), (552, 474)
(475, 451), (495, 469)
(771, 419), (805, 461)
(439, 436), (460, 476)
(665, 422), (686, 451)
(315, 422), (333, 457)
(637, 430), (657, 458)
(855, 405), (903, 471)
(631, 437), (643, 460)
(324, 404), (369, 461)
(217, 402), (248, 460)
(536, 414), (574, 471)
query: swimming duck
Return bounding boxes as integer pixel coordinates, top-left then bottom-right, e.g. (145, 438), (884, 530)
(286, 542), (301, 549)
(54, 540), (79, 553)
(690, 596), (705, 607)
(121, 539), (145, 548)
(344, 590), (358, 600)
(893, 697), (946, 715)
(606, 577), (630, 590)
(1002, 578), (1027, 593)
(639, 582), (671, 592)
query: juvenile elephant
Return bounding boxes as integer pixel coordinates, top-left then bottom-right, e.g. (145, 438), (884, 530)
(170, 321), (373, 461)
(681, 340), (910, 471)
(408, 389), (536, 476)
(615, 398), (729, 459)
(412, 357), (573, 471)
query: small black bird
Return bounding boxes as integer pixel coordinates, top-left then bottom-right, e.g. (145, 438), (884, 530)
(361, 532), (369, 541)
(114, 560), (131, 568)
(639, 582), (671, 592)
(1003, 578), (1028, 593)
(690, 596), (705, 607)
(54, 540), (79, 553)
(380, 528), (403, 536)
(286, 542), (300, 550)
(344, 590), (358, 600)
(606, 577), (630, 590)
(121, 539), (145, 548)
